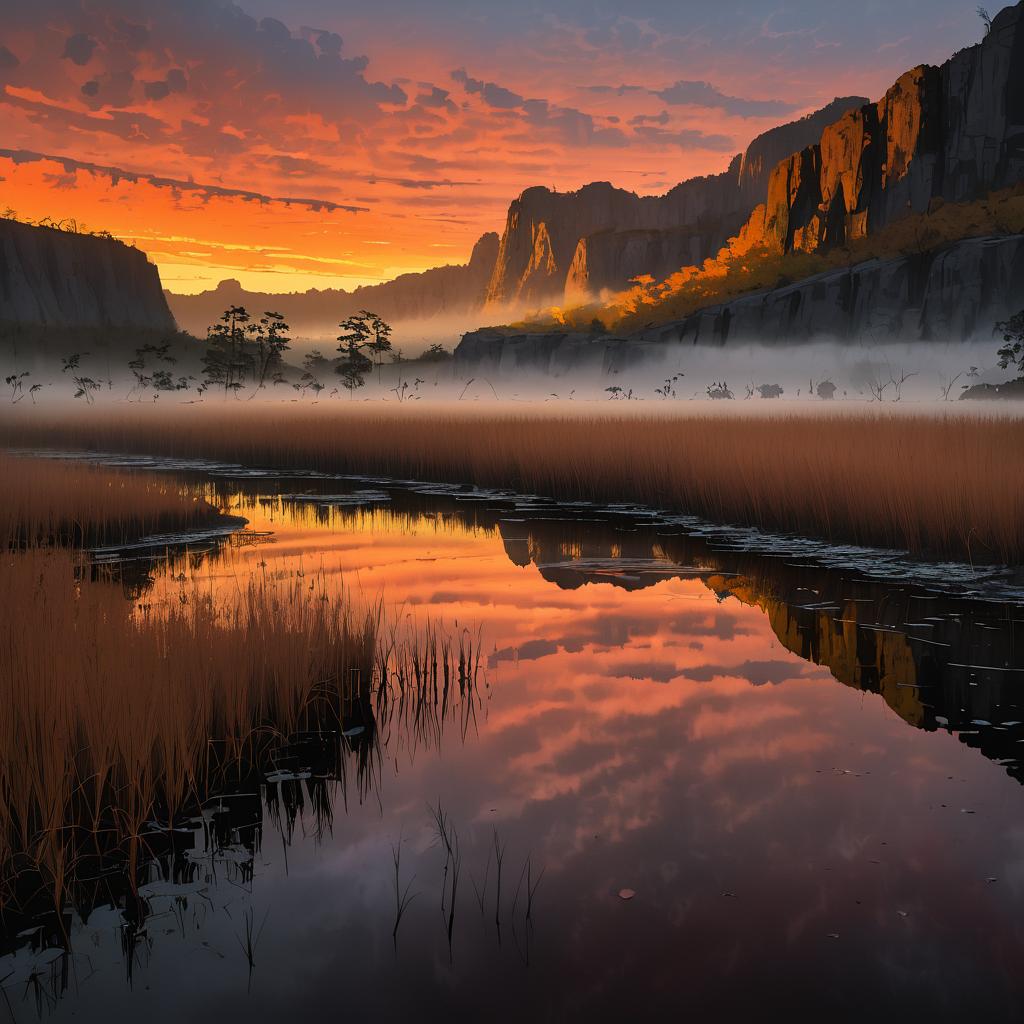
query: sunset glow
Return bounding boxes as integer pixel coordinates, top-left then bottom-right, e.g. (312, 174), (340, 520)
(0, 1), (982, 293)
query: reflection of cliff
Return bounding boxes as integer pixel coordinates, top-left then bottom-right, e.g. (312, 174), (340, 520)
(707, 575), (926, 727)
(494, 515), (1024, 782)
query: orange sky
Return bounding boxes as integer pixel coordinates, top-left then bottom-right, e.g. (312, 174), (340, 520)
(0, 1), (982, 294)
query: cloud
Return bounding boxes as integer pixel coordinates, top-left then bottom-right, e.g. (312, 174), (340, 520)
(62, 33), (97, 66)
(414, 86), (456, 113)
(451, 70), (654, 149)
(587, 79), (798, 119)
(584, 84), (646, 96)
(0, 149), (369, 213)
(654, 80), (799, 118)
(143, 69), (187, 102)
(521, 98), (628, 147)
(629, 111), (669, 126)
(632, 125), (734, 151)
(451, 69), (523, 109)
(0, 46), (19, 72)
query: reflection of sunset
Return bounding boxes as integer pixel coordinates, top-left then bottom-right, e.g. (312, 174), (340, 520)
(145, 491), (939, 851)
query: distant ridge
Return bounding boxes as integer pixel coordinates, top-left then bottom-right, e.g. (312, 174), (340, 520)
(167, 232), (498, 337)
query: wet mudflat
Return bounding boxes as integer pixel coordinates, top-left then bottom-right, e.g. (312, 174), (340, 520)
(4, 461), (1024, 1022)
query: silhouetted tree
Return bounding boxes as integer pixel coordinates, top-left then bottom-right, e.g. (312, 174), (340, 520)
(419, 343), (452, 363)
(337, 310), (392, 382)
(303, 349), (332, 374)
(335, 317), (373, 397)
(248, 311), (291, 393)
(204, 306), (251, 396)
(995, 309), (1024, 377)
(128, 342), (177, 401)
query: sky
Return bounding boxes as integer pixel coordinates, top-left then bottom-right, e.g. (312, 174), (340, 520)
(0, 0), (987, 294)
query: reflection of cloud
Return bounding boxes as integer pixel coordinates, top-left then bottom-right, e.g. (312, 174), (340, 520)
(489, 638), (560, 666)
(683, 660), (809, 685)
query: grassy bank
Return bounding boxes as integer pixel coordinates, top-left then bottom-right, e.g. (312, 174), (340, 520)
(1, 404), (1020, 563)
(0, 452), (222, 546)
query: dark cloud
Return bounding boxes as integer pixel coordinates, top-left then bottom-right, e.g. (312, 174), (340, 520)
(3, 89), (169, 144)
(143, 70), (187, 102)
(62, 33), (97, 66)
(451, 69), (631, 148)
(12, 3), (409, 152)
(584, 84), (646, 96)
(0, 149), (369, 213)
(587, 79), (798, 119)
(654, 80), (799, 118)
(521, 98), (628, 147)
(629, 111), (669, 126)
(415, 86), (456, 112)
(313, 30), (343, 57)
(0, 46), (19, 72)
(80, 70), (135, 109)
(632, 124), (735, 151)
(110, 18), (149, 50)
(451, 69), (523, 109)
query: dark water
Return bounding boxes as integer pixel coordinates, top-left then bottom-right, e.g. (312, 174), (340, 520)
(4, 463), (1024, 1022)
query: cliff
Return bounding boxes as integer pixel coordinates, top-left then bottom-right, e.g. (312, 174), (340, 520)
(456, 233), (1024, 372)
(0, 218), (175, 331)
(485, 97), (868, 310)
(168, 232), (499, 337)
(734, 3), (1024, 257)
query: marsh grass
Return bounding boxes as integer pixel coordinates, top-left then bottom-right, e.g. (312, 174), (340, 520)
(0, 453), (222, 547)
(2, 404), (1021, 561)
(0, 543), (482, 937)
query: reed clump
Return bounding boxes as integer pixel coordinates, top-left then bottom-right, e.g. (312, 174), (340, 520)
(0, 548), (377, 913)
(2, 405), (1021, 562)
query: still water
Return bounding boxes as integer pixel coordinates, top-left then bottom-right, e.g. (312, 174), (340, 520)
(4, 462), (1024, 1021)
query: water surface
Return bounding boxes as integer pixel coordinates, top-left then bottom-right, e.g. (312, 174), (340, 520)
(4, 464), (1024, 1022)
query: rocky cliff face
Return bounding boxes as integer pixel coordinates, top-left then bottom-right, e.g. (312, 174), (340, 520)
(737, 3), (1024, 257)
(457, 234), (1024, 372)
(168, 232), (499, 337)
(486, 97), (868, 310)
(0, 218), (175, 330)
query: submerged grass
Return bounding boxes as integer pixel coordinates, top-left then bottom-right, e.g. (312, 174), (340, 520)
(1, 404), (1021, 562)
